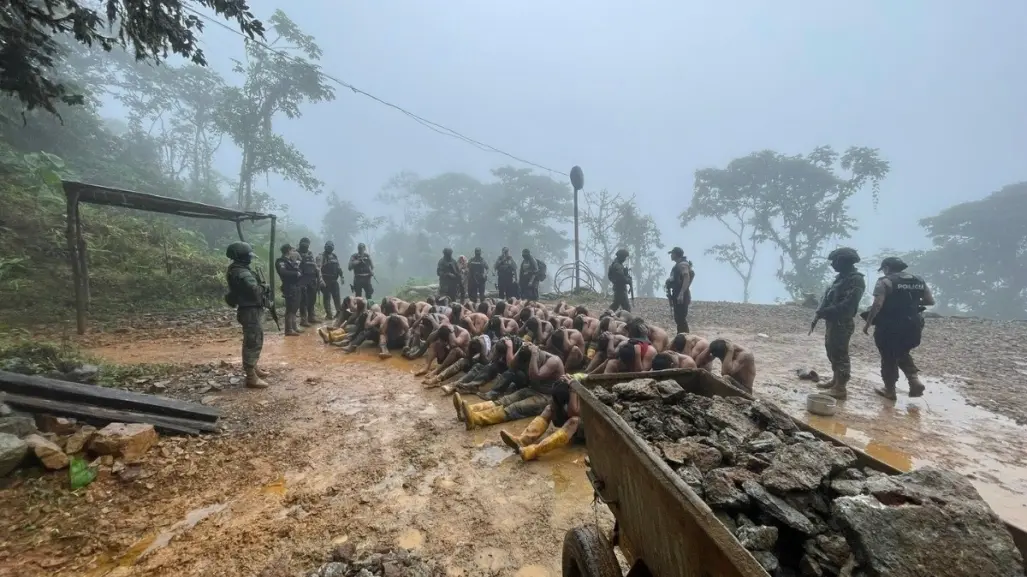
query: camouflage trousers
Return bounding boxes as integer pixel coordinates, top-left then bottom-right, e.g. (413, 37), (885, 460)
(237, 306), (264, 369)
(610, 286), (631, 312)
(824, 318), (855, 382)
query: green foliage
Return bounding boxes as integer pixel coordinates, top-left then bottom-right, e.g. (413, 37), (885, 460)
(0, 0), (263, 116)
(685, 146), (890, 299)
(904, 183), (1027, 319)
(0, 338), (175, 387)
(581, 189), (665, 297)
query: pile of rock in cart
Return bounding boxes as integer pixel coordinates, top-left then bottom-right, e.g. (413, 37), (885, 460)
(593, 379), (1025, 577)
(0, 368), (220, 478)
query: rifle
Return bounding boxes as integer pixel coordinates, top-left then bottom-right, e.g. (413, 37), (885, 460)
(626, 269), (635, 305)
(253, 266), (281, 331)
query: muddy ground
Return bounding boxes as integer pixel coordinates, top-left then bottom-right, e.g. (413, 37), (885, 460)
(1, 299), (1026, 576)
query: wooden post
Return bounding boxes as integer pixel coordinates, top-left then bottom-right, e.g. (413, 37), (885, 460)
(76, 207), (89, 309)
(65, 191), (86, 335)
(269, 216), (277, 303)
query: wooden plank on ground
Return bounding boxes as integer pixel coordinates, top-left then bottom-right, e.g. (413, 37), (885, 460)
(0, 393), (217, 435)
(0, 370), (221, 422)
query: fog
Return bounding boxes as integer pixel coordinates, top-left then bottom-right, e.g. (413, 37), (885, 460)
(111, 0), (1027, 303)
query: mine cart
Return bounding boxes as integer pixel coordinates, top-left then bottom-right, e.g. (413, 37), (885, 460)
(563, 368), (1027, 577)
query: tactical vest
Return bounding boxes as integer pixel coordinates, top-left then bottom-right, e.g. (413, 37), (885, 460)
(321, 253), (341, 279)
(351, 254), (372, 276)
(469, 257), (487, 277)
(226, 263), (261, 308)
(878, 272), (927, 324)
(275, 257), (299, 286)
(299, 251), (318, 279)
(497, 257), (516, 276)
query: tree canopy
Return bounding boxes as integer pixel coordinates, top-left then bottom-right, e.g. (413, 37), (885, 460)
(1, 0), (264, 116)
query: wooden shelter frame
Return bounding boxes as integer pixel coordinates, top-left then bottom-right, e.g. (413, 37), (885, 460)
(62, 181), (277, 335)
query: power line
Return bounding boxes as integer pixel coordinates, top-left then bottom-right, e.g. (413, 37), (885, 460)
(183, 6), (569, 177)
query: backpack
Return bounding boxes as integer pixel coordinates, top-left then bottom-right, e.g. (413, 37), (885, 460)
(536, 260), (548, 282)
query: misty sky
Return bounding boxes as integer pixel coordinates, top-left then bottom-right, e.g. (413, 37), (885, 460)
(168, 0), (1026, 303)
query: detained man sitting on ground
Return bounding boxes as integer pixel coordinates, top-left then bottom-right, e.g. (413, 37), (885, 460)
(402, 313), (447, 360)
(694, 338), (756, 393)
(650, 350), (698, 371)
(417, 324), (471, 386)
(669, 333), (711, 369)
(432, 333), (494, 394)
(583, 331), (630, 374)
(500, 373), (584, 462)
(603, 338), (658, 373)
(462, 341), (565, 430)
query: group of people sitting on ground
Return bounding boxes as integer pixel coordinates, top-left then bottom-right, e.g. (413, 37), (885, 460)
(314, 295), (757, 462)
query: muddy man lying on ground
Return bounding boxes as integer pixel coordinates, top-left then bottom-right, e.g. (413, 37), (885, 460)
(499, 373), (584, 462)
(694, 338), (756, 392)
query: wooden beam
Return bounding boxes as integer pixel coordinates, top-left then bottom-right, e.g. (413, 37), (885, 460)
(0, 370), (221, 422)
(0, 393), (210, 435)
(75, 206), (90, 309)
(66, 191), (86, 335)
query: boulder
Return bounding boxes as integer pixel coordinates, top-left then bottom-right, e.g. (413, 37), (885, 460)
(746, 431), (783, 453)
(655, 379), (686, 404)
(23, 433), (69, 470)
(736, 524), (778, 551)
(35, 414), (78, 435)
(659, 440), (723, 472)
(829, 479), (866, 497)
(833, 494), (1025, 577)
(750, 551), (780, 573)
(760, 440), (857, 494)
(0, 433), (28, 476)
(863, 466), (984, 507)
(803, 533), (852, 570)
(742, 480), (817, 535)
(611, 379), (660, 401)
(703, 397), (760, 437)
(0, 415), (37, 437)
(748, 399), (798, 433)
(89, 423), (158, 463)
(64, 425), (98, 454)
(703, 469), (749, 510)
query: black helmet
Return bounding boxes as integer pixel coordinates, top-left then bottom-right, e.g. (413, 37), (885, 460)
(299, 237), (310, 245)
(226, 241), (253, 260)
(827, 247), (860, 264)
(443, 247), (453, 256)
(879, 256), (908, 272)
(522, 248), (530, 256)
(474, 247), (482, 255)
(325, 240), (334, 250)
(358, 243), (366, 251)
(616, 248), (629, 259)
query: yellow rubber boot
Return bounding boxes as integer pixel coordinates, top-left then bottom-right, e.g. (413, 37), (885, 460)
(500, 416), (550, 450)
(460, 399), (497, 424)
(519, 428), (571, 461)
(465, 405), (508, 430)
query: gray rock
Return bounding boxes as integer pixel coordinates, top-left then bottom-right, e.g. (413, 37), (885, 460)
(804, 533), (852, 569)
(863, 466), (985, 507)
(751, 551), (780, 573)
(749, 399), (798, 433)
(66, 364), (100, 383)
(834, 494), (1025, 577)
(736, 524), (778, 551)
(0, 416), (37, 438)
(704, 397), (761, 437)
(742, 480), (818, 535)
(612, 378), (660, 401)
(313, 562), (347, 577)
(760, 441), (857, 494)
(785, 491), (831, 518)
(594, 388), (617, 406)
(799, 554), (823, 577)
(792, 431), (817, 442)
(0, 433), (28, 476)
(714, 510), (737, 533)
(676, 464), (705, 497)
(662, 416), (692, 440)
(659, 440), (723, 472)
(655, 379), (686, 404)
(829, 479), (866, 497)
(835, 467), (865, 481)
(704, 469), (749, 510)
(0, 403), (12, 416)
(746, 431), (783, 453)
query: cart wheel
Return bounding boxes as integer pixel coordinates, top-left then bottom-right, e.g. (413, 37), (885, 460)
(562, 524), (621, 577)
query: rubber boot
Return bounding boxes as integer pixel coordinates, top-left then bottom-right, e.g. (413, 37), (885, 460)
(454, 394), (494, 422)
(317, 327), (331, 344)
(307, 312), (319, 325)
(292, 314), (304, 333)
(500, 416), (550, 450)
(245, 367), (269, 389)
(907, 374), (925, 398)
(285, 314), (300, 337)
(824, 376), (848, 400)
(300, 315), (311, 328)
(465, 405), (508, 430)
(816, 377), (836, 390)
(875, 382), (897, 401)
(255, 366), (270, 378)
(453, 393), (466, 420)
(519, 428), (571, 461)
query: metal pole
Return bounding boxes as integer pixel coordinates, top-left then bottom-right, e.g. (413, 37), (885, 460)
(574, 188), (580, 290)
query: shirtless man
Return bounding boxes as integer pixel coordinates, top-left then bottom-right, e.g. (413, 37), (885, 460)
(603, 339), (657, 373)
(376, 314), (410, 359)
(583, 331), (630, 374)
(342, 308), (387, 353)
(694, 339), (756, 393)
(485, 315), (519, 339)
(598, 315), (628, 337)
(475, 301), (492, 316)
(651, 350), (698, 371)
(380, 296), (411, 316)
(548, 314), (574, 330)
(669, 333), (712, 370)
(546, 328), (587, 372)
(403, 313), (447, 359)
(433, 333), (494, 391)
(499, 373), (584, 462)
(460, 309), (490, 336)
(406, 301), (433, 322)
(495, 300), (520, 320)
(552, 301), (575, 316)
(462, 340), (561, 430)
(520, 316), (552, 345)
(448, 303), (466, 326)
(417, 324), (472, 385)
(572, 314), (602, 359)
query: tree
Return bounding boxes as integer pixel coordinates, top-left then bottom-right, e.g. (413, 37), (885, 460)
(321, 192), (363, 251)
(1, 0), (263, 116)
(581, 188), (625, 294)
(906, 183), (1027, 319)
(682, 168), (761, 302)
(216, 10), (334, 209)
(689, 146), (889, 299)
(612, 200), (664, 297)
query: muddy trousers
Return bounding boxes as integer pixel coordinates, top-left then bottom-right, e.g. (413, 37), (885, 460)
(673, 300), (690, 334)
(874, 323), (921, 388)
(299, 284), (318, 320)
(824, 318), (855, 383)
(237, 306), (264, 369)
(494, 388), (550, 420)
(610, 287), (631, 312)
(321, 281), (342, 318)
(353, 276), (373, 299)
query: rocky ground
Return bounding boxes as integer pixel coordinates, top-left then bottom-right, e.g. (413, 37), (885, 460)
(0, 298), (1025, 576)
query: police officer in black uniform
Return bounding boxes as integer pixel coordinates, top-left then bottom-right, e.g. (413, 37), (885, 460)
(348, 243), (375, 299)
(467, 248), (489, 303)
(296, 237), (323, 326)
(494, 247), (518, 299)
(666, 247), (694, 333)
(862, 256), (934, 400)
(607, 248), (632, 312)
(274, 243), (302, 336)
(319, 241), (344, 319)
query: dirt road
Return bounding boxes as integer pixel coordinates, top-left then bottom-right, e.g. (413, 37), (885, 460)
(2, 298), (1026, 576)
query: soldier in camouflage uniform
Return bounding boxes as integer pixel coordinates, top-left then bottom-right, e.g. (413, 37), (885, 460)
(814, 247), (865, 399)
(225, 242), (270, 388)
(607, 248), (632, 312)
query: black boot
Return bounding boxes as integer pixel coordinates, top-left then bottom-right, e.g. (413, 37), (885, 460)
(875, 382), (897, 401)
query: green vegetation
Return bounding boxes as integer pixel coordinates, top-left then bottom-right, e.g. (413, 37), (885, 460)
(0, 339), (175, 387)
